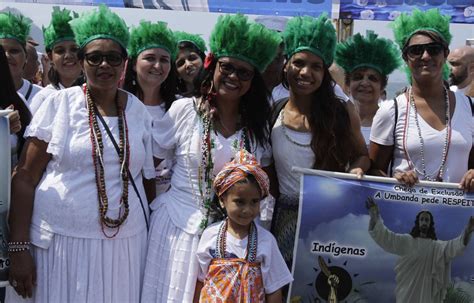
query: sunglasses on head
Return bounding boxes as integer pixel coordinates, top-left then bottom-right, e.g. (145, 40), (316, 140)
(84, 52), (124, 67)
(218, 61), (254, 81)
(404, 42), (445, 59)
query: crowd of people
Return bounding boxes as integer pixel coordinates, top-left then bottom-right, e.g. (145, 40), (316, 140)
(1, 4), (473, 303)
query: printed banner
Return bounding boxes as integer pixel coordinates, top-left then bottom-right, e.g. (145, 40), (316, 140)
(0, 0), (333, 16)
(289, 169), (474, 303)
(0, 111), (11, 286)
(339, 0), (474, 24)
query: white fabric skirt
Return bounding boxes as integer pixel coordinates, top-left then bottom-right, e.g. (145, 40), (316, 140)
(141, 203), (199, 303)
(6, 230), (147, 303)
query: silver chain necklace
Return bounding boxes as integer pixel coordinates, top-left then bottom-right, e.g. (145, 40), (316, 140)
(405, 87), (451, 181)
(280, 109), (311, 148)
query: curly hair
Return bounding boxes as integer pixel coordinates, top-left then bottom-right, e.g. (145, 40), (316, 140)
(123, 57), (177, 111)
(194, 58), (271, 149)
(282, 63), (358, 171)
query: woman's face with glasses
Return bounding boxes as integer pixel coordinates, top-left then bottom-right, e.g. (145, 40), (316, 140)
(81, 39), (125, 90)
(213, 57), (254, 102)
(404, 33), (447, 83)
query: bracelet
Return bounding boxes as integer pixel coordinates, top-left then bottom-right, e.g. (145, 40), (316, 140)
(8, 241), (31, 253)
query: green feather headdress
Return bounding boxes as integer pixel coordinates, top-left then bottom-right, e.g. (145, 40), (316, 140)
(283, 14), (336, 66)
(335, 32), (402, 77)
(174, 31), (207, 54)
(391, 8), (451, 50)
(0, 12), (31, 45)
(129, 21), (176, 59)
(69, 4), (129, 51)
(391, 9), (451, 82)
(43, 7), (78, 52)
(209, 14), (281, 73)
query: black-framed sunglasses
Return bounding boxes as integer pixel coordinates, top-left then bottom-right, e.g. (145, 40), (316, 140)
(218, 61), (254, 81)
(404, 42), (445, 59)
(84, 52), (124, 67)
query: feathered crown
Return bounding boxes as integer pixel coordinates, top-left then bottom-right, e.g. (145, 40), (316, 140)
(209, 14), (281, 73)
(43, 7), (78, 51)
(391, 9), (451, 82)
(335, 32), (402, 76)
(69, 4), (129, 51)
(129, 20), (176, 59)
(283, 14), (336, 66)
(0, 12), (31, 45)
(391, 8), (451, 49)
(174, 31), (207, 54)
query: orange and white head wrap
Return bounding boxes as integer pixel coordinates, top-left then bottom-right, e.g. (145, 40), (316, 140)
(213, 150), (270, 198)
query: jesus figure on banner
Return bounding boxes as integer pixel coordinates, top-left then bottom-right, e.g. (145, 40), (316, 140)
(366, 198), (474, 303)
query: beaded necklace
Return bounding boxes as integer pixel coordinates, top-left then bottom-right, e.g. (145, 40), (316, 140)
(402, 87), (451, 182)
(216, 218), (258, 262)
(85, 85), (130, 238)
(280, 109), (311, 148)
(197, 113), (249, 230)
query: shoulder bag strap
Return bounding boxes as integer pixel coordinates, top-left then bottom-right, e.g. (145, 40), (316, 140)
(94, 107), (150, 230)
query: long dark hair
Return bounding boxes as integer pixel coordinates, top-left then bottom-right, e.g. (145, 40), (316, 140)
(176, 41), (205, 96)
(123, 57), (177, 111)
(410, 210), (437, 240)
(0, 45), (32, 153)
(283, 63), (358, 171)
(194, 58), (271, 148)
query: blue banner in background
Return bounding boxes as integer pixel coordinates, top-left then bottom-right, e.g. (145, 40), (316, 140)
(207, 0), (332, 17)
(289, 170), (474, 302)
(1, 0), (332, 16)
(339, 0), (474, 24)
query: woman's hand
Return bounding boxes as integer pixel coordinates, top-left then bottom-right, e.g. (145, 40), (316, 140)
(9, 250), (36, 298)
(459, 169), (474, 192)
(349, 167), (364, 179)
(7, 105), (21, 134)
(393, 170), (418, 187)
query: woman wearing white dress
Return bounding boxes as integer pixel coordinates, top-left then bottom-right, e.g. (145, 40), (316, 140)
(29, 8), (83, 115)
(141, 14), (281, 302)
(123, 20), (178, 195)
(7, 6), (155, 302)
(270, 15), (369, 269)
(370, 9), (474, 189)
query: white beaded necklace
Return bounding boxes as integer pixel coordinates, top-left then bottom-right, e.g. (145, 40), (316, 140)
(403, 87), (451, 181)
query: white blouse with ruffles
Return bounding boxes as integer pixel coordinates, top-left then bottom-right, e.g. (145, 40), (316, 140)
(26, 86), (155, 247)
(152, 97), (272, 235)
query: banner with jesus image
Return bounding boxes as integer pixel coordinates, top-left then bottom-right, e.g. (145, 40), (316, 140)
(289, 169), (474, 303)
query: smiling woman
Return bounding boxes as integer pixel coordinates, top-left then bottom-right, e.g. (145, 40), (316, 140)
(369, 9), (474, 190)
(29, 7), (83, 115)
(270, 15), (370, 272)
(123, 20), (178, 196)
(141, 13), (281, 302)
(335, 32), (402, 146)
(6, 5), (156, 302)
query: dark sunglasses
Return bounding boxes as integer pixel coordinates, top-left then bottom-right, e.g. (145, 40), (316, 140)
(218, 61), (254, 81)
(84, 52), (124, 67)
(404, 43), (445, 59)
